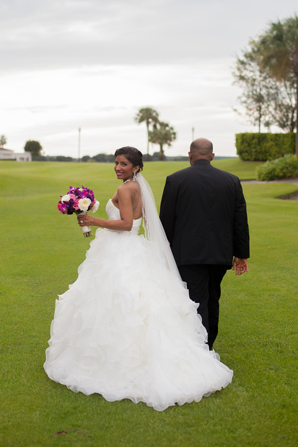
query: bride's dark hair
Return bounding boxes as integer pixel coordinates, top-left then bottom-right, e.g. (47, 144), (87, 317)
(114, 146), (143, 173)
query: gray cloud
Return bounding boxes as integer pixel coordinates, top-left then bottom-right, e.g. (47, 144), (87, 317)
(1, 0), (296, 73)
(1, 0), (297, 157)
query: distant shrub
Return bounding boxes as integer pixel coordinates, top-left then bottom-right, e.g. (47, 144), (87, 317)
(32, 155), (47, 161)
(256, 154), (298, 181)
(55, 156), (74, 162)
(235, 133), (295, 161)
(92, 153), (115, 162)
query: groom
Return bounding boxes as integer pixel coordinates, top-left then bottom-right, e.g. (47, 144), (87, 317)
(160, 138), (250, 350)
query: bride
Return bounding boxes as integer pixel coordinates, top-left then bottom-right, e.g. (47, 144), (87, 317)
(44, 146), (233, 412)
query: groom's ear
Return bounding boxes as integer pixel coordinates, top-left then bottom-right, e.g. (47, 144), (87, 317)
(188, 152), (193, 165)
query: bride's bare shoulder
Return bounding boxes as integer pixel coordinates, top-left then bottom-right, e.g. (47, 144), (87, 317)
(118, 181), (140, 194)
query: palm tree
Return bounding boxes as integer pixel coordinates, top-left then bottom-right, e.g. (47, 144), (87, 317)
(257, 16), (298, 155)
(149, 121), (176, 161)
(135, 108), (159, 161)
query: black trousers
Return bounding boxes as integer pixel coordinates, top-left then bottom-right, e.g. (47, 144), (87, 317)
(178, 264), (228, 349)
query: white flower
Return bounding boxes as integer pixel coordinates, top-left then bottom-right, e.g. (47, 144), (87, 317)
(78, 198), (91, 211)
(90, 200), (100, 213)
(61, 194), (70, 202)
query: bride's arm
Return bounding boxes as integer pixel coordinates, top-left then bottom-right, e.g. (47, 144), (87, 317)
(77, 186), (134, 231)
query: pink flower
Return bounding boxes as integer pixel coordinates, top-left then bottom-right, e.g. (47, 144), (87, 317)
(57, 201), (68, 214)
(74, 199), (80, 210)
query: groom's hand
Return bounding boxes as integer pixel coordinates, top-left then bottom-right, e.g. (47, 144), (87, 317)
(232, 257), (249, 275)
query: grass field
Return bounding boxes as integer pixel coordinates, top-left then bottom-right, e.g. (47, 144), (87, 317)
(0, 159), (298, 447)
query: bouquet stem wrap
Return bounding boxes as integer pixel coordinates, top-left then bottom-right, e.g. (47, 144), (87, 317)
(79, 212), (92, 237)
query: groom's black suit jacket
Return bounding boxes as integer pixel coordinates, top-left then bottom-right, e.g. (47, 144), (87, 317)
(160, 160), (250, 268)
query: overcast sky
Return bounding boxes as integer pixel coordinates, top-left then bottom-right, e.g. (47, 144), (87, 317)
(1, 0), (297, 158)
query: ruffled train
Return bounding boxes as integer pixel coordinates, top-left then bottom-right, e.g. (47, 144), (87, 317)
(44, 224), (233, 411)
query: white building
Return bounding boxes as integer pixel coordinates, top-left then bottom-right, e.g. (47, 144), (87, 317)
(0, 148), (32, 161)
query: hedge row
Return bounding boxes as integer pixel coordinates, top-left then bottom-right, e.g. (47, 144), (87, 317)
(235, 133), (295, 161)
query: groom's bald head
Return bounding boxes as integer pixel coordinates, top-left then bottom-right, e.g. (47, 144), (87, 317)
(189, 138), (214, 164)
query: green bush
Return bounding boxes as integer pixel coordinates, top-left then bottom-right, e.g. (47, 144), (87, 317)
(256, 154), (298, 181)
(235, 133), (295, 161)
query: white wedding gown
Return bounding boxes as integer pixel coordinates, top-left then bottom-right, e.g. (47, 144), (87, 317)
(44, 198), (233, 411)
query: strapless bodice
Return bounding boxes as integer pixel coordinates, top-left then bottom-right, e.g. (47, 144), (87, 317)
(106, 199), (142, 234)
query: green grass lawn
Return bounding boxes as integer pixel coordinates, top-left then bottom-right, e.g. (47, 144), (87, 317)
(0, 159), (298, 447)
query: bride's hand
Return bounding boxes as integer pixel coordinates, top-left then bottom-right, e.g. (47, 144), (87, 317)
(77, 214), (97, 227)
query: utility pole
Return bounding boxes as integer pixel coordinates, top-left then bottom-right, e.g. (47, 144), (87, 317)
(78, 128), (81, 162)
(192, 127), (195, 141)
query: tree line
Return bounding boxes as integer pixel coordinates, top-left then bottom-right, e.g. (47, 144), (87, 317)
(1, 108), (177, 161)
(232, 14), (298, 156)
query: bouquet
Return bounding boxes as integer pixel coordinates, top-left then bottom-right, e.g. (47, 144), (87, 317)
(57, 186), (100, 237)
